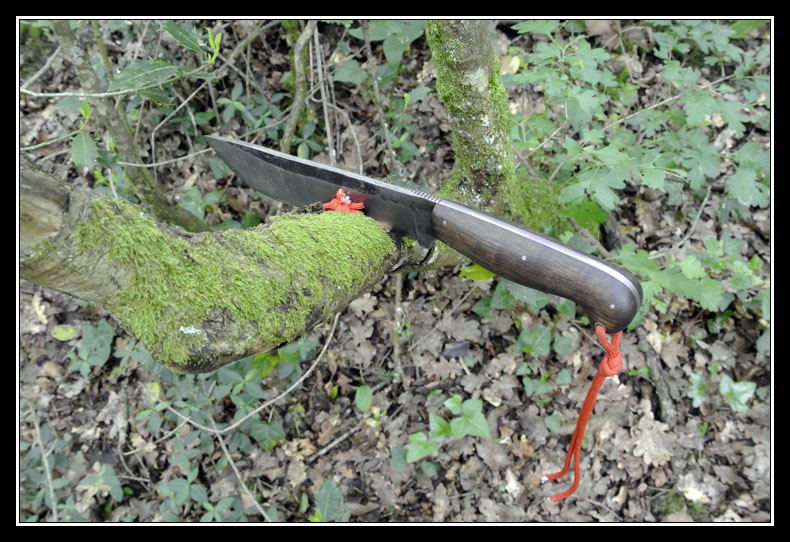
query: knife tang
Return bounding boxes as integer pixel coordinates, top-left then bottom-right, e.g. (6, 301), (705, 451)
(431, 200), (642, 332)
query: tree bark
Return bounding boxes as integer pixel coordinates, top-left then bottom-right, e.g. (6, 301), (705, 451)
(20, 160), (400, 374)
(424, 20), (517, 213)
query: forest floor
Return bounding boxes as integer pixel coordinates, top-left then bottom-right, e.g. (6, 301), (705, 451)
(19, 19), (771, 522)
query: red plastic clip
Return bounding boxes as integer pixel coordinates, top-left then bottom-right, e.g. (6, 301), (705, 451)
(323, 189), (364, 213)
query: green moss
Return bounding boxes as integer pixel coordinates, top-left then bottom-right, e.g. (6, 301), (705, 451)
(658, 490), (709, 522)
(426, 21), (517, 211)
(505, 169), (567, 235)
(75, 198), (395, 369)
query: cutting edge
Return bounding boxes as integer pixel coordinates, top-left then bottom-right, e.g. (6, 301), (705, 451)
(206, 135), (439, 245)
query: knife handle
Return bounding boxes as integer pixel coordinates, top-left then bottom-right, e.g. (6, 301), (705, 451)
(431, 200), (642, 332)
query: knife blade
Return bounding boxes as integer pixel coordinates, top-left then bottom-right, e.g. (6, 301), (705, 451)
(205, 135), (642, 332)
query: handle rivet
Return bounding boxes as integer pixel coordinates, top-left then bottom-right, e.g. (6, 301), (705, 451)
(442, 220), (447, 226)
(521, 255), (526, 261)
(609, 304), (616, 310)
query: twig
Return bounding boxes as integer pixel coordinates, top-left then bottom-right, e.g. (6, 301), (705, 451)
(161, 312), (340, 436)
(280, 20), (317, 153)
(635, 325), (678, 427)
(308, 424), (362, 463)
(362, 22), (406, 181)
(569, 217), (611, 258)
(20, 45), (61, 90)
(313, 29), (336, 166)
(648, 184), (712, 261)
(209, 415), (273, 521)
(27, 404), (59, 521)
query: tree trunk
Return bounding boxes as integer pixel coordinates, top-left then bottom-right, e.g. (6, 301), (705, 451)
(20, 158), (400, 373)
(424, 20), (516, 213)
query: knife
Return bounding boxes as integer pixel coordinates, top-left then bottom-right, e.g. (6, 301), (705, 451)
(205, 136), (643, 332)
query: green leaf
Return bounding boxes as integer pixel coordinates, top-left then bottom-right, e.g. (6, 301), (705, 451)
(719, 374), (756, 413)
(449, 399), (490, 439)
(639, 166), (666, 190)
(729, 20), (769, 39)
(429, 413), (451, 440)
(687, 373), (707, 408)
(491, 281), (515, 310)
(522, 374), (552, 397)
(406, 432), (439, 463)
(679, 255), (707, 280)
(251, 421), (285, 451)
(471, 296), (494, 319)
(511, 20), (559, 35)
(108, 60), (180, 92)
(178, 186), (206, 219)
(679, 89), (718, 125)
(459, 263), (495, 281)
(70, 132), (98, 169)
(333, 59), (368, 85)
(566, 87), (605, 127)
(161, 21), (205, 55)
(501, 280), (551, 314)
(514, 326), (552, 358)
(544, 413), (562, 434)
(355, 384), (372, 412)
(313, 479), (351, 522)
(725, 167), (769, 207)
(80, 319), (113, 367)
(444, 394), (462, 415)
(559, 167), (625, 211)
(51, 324), (79, 341)
(555, 368), (572, 386)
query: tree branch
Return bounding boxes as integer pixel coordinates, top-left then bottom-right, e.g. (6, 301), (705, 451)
(20, 163), (401, 374)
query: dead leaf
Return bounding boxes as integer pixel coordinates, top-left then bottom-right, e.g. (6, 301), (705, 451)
(439, 314), (482, 343)
(632, 403), (672, 467)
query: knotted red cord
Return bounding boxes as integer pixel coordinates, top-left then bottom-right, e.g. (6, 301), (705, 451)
(542, 324), (623, 502)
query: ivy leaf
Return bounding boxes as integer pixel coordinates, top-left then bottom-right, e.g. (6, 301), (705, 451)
(313, 479), (351, 522)
(449, 399), (490, 439)
(406, 432), (439, 463)
(429, 413), (451, 440)
(514, 326), (552, 358)
(545, 413), (562, 434)
(178, 186), (206, 219)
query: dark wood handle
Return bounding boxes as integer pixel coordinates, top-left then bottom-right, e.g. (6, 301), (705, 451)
(431, 200), (642, 332)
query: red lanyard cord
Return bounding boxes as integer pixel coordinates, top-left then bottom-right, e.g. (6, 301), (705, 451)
(542, 324), (623, 502)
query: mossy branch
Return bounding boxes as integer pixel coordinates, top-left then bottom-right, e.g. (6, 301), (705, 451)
(20, 162), (400, 374)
